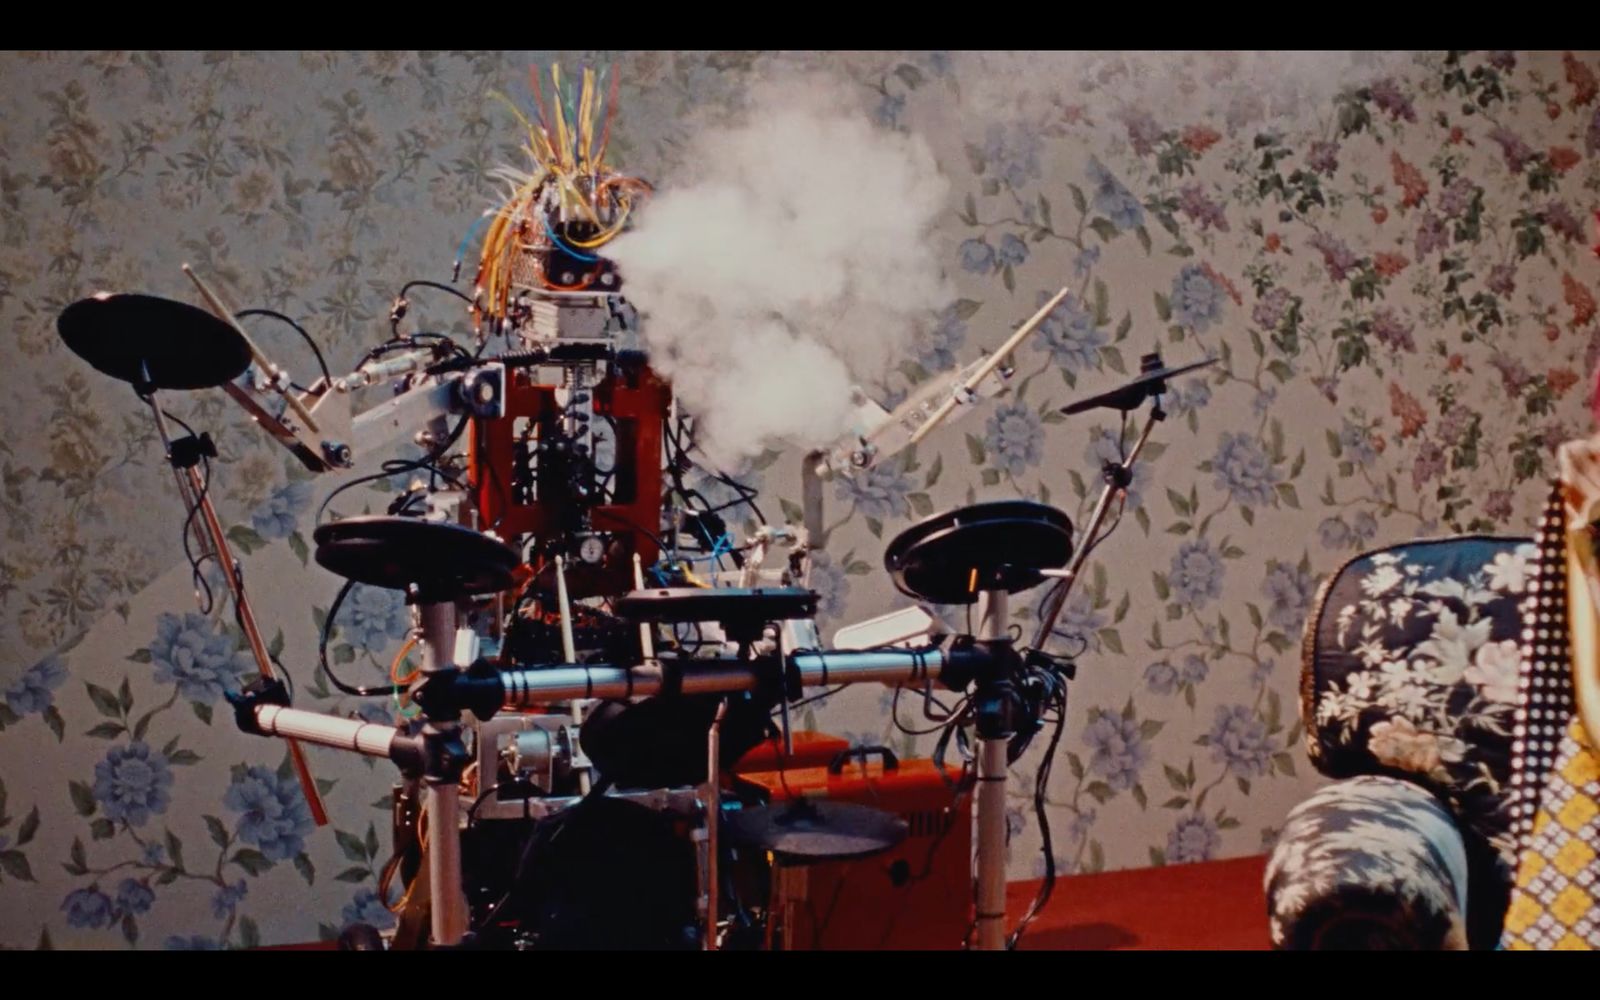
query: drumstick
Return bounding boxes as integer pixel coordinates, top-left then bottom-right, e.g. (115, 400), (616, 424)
(181, 264), (321, 433)
(907, 283), (1072, 447)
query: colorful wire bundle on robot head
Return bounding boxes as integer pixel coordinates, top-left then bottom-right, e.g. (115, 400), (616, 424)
(470, 63), (651, 328)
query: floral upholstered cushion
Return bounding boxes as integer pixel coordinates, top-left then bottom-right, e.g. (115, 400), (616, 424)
(1265, 775), (1470, 949)
(1301, 535), (1532, 866)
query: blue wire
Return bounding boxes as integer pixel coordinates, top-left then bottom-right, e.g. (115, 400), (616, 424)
(542, 215), (600, 263)
(685, 533), (733, 564)
(455, 212), (491, 264)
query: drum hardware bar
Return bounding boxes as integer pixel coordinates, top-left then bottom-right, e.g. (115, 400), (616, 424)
(139, 383), (329, 827)
(1031, 400), (1165, 650)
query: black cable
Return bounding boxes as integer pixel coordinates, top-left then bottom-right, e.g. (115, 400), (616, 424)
(473, 774), (615, 934)
(772, 683), (846, 716)
(591, 506), (672, 555)
(174, 437), (216, 616)
(316, 413), (472, 526)
(892, 685), (972, 736)
(399, 280), (475, 307)
(466, 780), (517, 829)
(1007, 679), (1069, 950)
(269, 651), (296, 704)
(318, 579), (403, 698)
(235, 309), (332, 387)
(668, 415), (768, 526)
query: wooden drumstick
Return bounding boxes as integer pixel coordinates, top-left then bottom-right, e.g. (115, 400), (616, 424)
(907, 283), (1072, 447)
(181, 264), (321, 433)
(184, 462), (329, 827)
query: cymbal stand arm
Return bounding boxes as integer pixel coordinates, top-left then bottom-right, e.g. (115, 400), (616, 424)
(1031, 399), (1164, 650)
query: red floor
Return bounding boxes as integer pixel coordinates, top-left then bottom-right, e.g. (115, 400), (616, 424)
(266, 854), (1269, 950)
(1005, 854), (1270, 950)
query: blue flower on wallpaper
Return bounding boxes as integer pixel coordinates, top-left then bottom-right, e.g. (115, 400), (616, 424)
(927, 51), (952, 77)
(164, 935), (222, 950)
(1251, 386), (1278, 418)
(1210, 432), (1280, 508)
(981, 123), (1043, 189)
(1262, 560), (1317, 632)
(1033, 292), (1106, 374)
(1084, 428), (1149, 509)
(1207, 705), (1272, 777)
(251, 480), (313, 540)
(1167, 378), (1212, 417)
(996, 232), (1029, 267)
(342, 888), (397, 930)
(353, 701), (393, 725)
(211, 879), (248, 919)
(149, 612), (253, 704)
(984, 402), (1044, 477)
(93, 742), (175, 827)
(116, 878), (155, 916)
(872, 92), (906, 129)
(224, 764), (313, 861)
(342, 585), (411, 655)
(1065, 807), (1096, 842)
(1318, 516), (1352, 550)
(3, 653), (67, 715)
(916, 304), (967, 372)
(1082, 708), (1150, 791)
(959, 238), (995, 274)
(841, 730), (879, 750)
(807, 552), (850, 622)
(62, 886), (116, 929)
(1338, 420), (1377, 466)
(1250, 659), (1275, 688)
(1045, 591), (1107, 654)
(1168, 539), (1225, 609)
(1073, 245), (1101, 279)
(834, 461), (914, 520)
(1167, 813), (1221, 863)
(141, 843), (166, 866)
(1085, 156), (1144, 230)
(1006, 805), (1027, 840)
(1319, 513), (1378, 551)
(1144, 661), (1179, 695)
(1179, 654), (1209, 685)
(1170, 264), (1225, 333)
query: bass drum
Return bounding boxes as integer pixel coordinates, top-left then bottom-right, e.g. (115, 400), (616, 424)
(485, 794), (701, 950)
(579, 691), (778, 790)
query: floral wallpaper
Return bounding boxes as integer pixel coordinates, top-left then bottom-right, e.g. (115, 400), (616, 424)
(1, 50), (1598, 949)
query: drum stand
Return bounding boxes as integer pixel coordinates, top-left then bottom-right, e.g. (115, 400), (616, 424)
(971, 587), (1016, 951)
(137, 379), (328, 827)
(413, 598), (470, 947)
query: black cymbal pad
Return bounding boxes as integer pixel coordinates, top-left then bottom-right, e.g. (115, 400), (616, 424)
(313, 516), (519, 602)
(58, 293), (252, 391)
(884, 500), (1073, 605)
(612, 587), (818, 626)
(723, 800), (908, 863)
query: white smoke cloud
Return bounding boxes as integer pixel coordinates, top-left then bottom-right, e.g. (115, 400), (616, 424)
(608, 70), (951, 466)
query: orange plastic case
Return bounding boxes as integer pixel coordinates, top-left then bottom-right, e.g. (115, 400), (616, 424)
(734, 746), (972, 950)
(731, 732), (853, 774)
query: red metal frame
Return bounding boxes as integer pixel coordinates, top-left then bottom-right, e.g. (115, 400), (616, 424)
(469, 364), (671, 597)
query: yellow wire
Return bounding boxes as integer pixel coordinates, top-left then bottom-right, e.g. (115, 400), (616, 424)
(551, 65), (571, 172)
(577, 67), (595, 171)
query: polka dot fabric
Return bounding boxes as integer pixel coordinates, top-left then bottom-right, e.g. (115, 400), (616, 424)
(1500, 483), (1598, 950)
